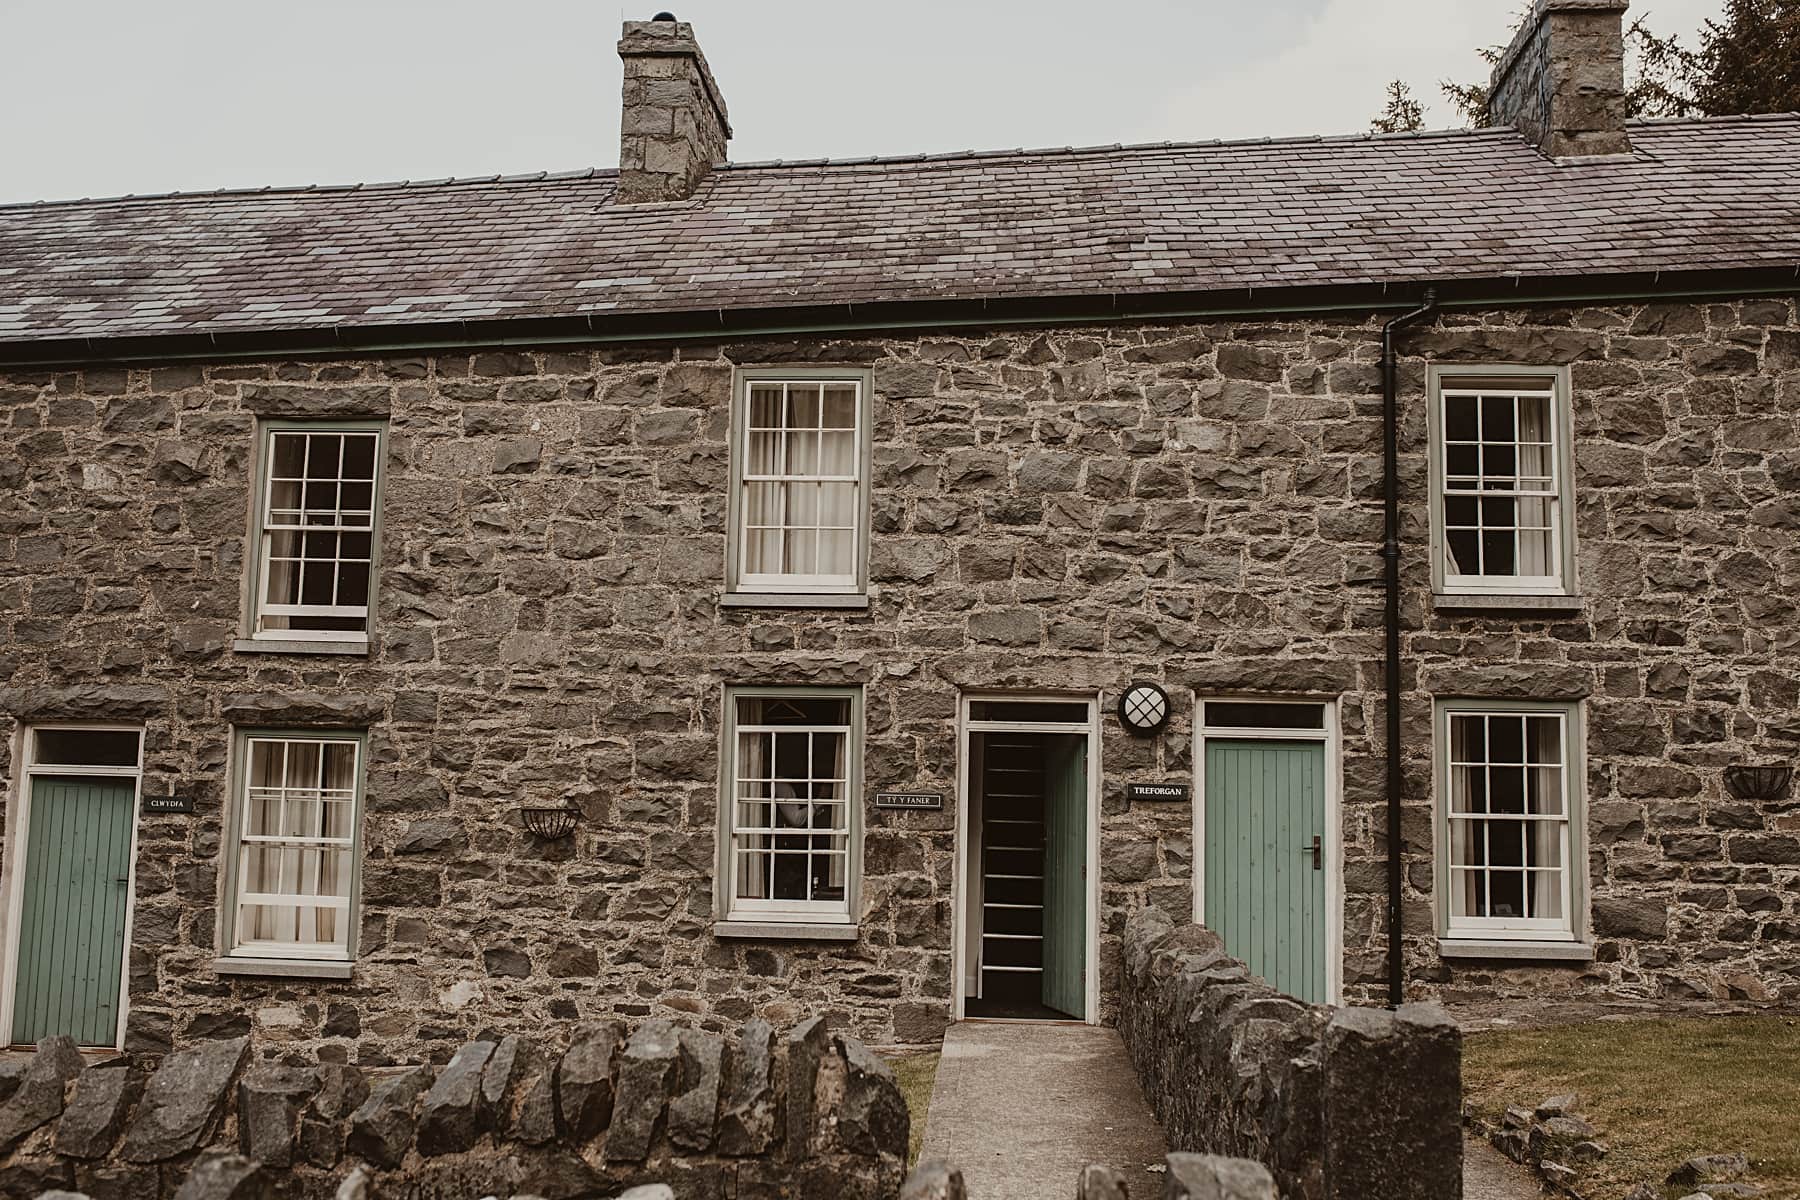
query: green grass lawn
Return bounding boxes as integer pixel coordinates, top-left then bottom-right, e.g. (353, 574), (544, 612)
(887, 1051), (941, 1167)
(1463, 1015), (1800, 1200)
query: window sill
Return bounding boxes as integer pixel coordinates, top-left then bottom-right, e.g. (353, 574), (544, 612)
(1437, 938), (1593, 963)
(213, 956), (355, 979)
(1432, 593), (1585, 615)
(234, 637), (370, 657)
(719, 593), (870, 611)
(714, 921), (860, 942)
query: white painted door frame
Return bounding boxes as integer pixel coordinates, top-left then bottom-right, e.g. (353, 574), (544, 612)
(0, 723), (145, 1051)
(1192, 697), (1344, 1006)
(952, 693), (1101, 1024)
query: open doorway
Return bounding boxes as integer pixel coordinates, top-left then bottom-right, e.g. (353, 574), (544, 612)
(956, 697), (1098, 1023)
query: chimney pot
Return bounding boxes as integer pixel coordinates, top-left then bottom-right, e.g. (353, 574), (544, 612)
(1487, 0), (1633, 158)
(616, 18), (731, 204)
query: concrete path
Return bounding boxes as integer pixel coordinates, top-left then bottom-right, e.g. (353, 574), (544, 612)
(919, 1021), (1169, 1199)
(1464, 1134), (1545, 1200)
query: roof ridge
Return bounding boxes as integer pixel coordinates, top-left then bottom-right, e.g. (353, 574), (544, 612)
(0, 166), (616, 212)
(7, 111), (1797, 211)
(718, 125), (1519, 172)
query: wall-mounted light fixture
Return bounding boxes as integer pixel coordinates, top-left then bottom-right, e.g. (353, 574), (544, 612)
(1724, 764), (1792, 802)
(1117, 681), (1172, 738)
(521, 806), (579, 840)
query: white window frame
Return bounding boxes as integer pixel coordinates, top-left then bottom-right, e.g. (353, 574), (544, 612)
(725, 368), (872, 599)
(1433, 699), (1586, 946)
(716, 685), (863, 929)
(245, 420), (386, 645)
(1427, 365), (1576, 597)
(0, 724), (145, 1052)
(219, 729), (367, 966)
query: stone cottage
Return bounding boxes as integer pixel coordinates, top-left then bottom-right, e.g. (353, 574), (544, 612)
(0, 0), (1797, 1061)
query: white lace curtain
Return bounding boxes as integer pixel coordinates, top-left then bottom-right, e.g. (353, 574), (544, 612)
(238, 739), (357, 951)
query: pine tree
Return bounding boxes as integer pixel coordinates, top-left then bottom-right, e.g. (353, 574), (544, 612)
(1370, 80), (1426, 134)
(1635, 0), (1800, 117)
(1438, 0), (1800, 128)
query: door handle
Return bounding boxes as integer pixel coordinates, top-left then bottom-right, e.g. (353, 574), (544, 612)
(1299, 836), (1321, 871)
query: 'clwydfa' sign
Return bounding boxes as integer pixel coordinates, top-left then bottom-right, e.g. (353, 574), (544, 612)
(874, 792), (944, 811)
(1127, 782), (1190, 803)
(143, 795), (195, 815)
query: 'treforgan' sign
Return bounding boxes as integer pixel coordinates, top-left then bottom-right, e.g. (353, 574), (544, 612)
(1127, 782), (1190, 803)
(874, 792), (944, 811)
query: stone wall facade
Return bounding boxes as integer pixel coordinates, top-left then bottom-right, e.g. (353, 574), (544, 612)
(0, 297), (1797, 1060)
(0, 1014), (907, 1200)
(1119, 907), (1462, 1200)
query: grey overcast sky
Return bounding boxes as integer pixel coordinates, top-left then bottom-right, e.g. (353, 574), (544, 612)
(0, 0), (1722, 205)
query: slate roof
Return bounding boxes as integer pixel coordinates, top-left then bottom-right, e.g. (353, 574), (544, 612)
(2, 114), (1799, 349)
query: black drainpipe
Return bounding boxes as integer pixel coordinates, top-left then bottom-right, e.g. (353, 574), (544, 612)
(1382, 287), (1437, 1009)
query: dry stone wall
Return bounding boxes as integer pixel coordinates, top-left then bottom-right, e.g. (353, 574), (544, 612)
(0, 300), (1797, 1060)
(1119, 907), (1462, 1200)
(0, 1015), (906, 1199)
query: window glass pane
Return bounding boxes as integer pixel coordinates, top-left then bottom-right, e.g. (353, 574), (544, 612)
(731, 693), (853, 911)
(1440, 386), (1560, 583)
(822, 385), (857, 430)
(1444, 395), (1479, 442)
(735, 380), (863, 589)
(1443, 709), (1572, 932)
(789, 383), (822, 429)
(737, 695), (850, 726)
(235, 737), (360, 956)
(341, 434), (378, 481)
(818, 530), (855, 577)
(969, 700), (1090, 723)
(258, 426), (382, 633)
(1203, 702), (1324, 730)
(33, 728), (140, 767)
(785, 431), (819, 476)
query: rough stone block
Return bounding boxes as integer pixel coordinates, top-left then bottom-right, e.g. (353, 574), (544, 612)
(785, 1014), (830, 1162)
(833, 1035), (908, 1159)
(899, 1160), (967, 1200)
(1078, 1163), (1131, 1200)
(120, 1036), (250, 1164)
(298, 1064), (368, 1168)
(416, 1039), (496, 1156)
(1321, 1005), (1462, 1200)
(171, 1150), (267, 1200)
(717, 1018), (778, 1156)
(1163, 1154), (1279, 1200)
(345, 1066), (431, 1169)
(0, 1037), (85, 1152)
(606, 1020), (680, 1162)
(558, 1020), (625, 1142)
(667, 1027), (724, 1152)
(511, 1060), (559, 1146)
(479, 1034), (528, 1116)
(235, 1066), (318, 1168)
(54, 1066), (140, 1160)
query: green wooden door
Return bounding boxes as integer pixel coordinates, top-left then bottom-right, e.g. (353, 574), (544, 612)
(1204, 739), (1328, 1004)
(1041, 735), (1087, 1019)
(11, 776), (134, 1046)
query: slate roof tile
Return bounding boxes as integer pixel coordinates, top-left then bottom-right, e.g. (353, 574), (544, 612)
(1, 117), (1798, 346)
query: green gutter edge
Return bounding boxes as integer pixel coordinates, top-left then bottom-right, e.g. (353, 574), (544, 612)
(1, 269), (1796, 369)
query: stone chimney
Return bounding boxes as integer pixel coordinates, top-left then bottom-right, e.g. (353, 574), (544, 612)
(616, 14), (731, 204)
(1487, 0), (1632, 157)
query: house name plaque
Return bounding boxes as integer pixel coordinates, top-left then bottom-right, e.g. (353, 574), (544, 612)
(142, 795), (195, 815)
(874, 792), (944, 811)
(1127, 782), (1190, 803)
